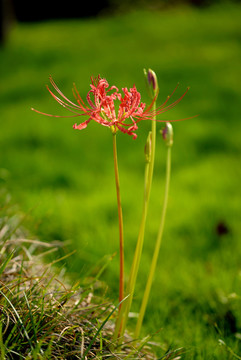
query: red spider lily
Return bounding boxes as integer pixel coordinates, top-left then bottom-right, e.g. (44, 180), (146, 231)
(32, 75), (191, 139)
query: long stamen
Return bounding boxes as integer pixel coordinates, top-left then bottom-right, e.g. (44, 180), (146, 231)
(72, 84), (94, 111)
(154, 87), (190, 115)
(31, 108), (82, 118)
(46, 86), (81, 113)
(49, 76), (80, 108)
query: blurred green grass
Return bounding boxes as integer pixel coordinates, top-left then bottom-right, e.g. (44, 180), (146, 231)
(1, 3), (241, 358)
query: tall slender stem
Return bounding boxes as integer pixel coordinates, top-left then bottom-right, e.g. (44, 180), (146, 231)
(113, 68), (158, 344)
(113, 152), (151, 343)
(135, 145), (171, 338)
(118, 104), (157, 340)
(112, 133), (124, 307)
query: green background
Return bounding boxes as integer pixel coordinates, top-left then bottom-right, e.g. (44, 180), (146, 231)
(1, 3), (241, 358)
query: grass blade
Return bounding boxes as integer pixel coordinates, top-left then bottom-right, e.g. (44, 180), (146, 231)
(82, 295), (129, 359)
(0, 289), (33, 352)
(0, 250), (15, 275)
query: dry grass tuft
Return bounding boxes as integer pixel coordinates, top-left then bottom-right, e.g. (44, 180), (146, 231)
(0, 191), (171, 359)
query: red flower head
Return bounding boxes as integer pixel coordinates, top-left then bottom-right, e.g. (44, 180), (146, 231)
(32, 75), (191, 139)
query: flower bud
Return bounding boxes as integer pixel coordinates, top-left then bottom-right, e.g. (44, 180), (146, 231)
(161, 122), (173, 147)
(148, 69), (157, 91)
(144, 68), (159, 99)
(144, 131), (152, 162)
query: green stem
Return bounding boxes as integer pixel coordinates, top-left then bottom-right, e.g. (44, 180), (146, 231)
(135, 145), (171, 338)
(113, 160), (150, 343)
(114, 104), (157, 342)
(112, 133), (124, 308)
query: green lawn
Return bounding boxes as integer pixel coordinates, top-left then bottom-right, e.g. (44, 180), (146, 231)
(1, 3), (241, 358)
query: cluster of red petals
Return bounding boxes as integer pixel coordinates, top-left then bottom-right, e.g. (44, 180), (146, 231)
(32, 75), (190, 139)
(71, 76), (147, 139)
